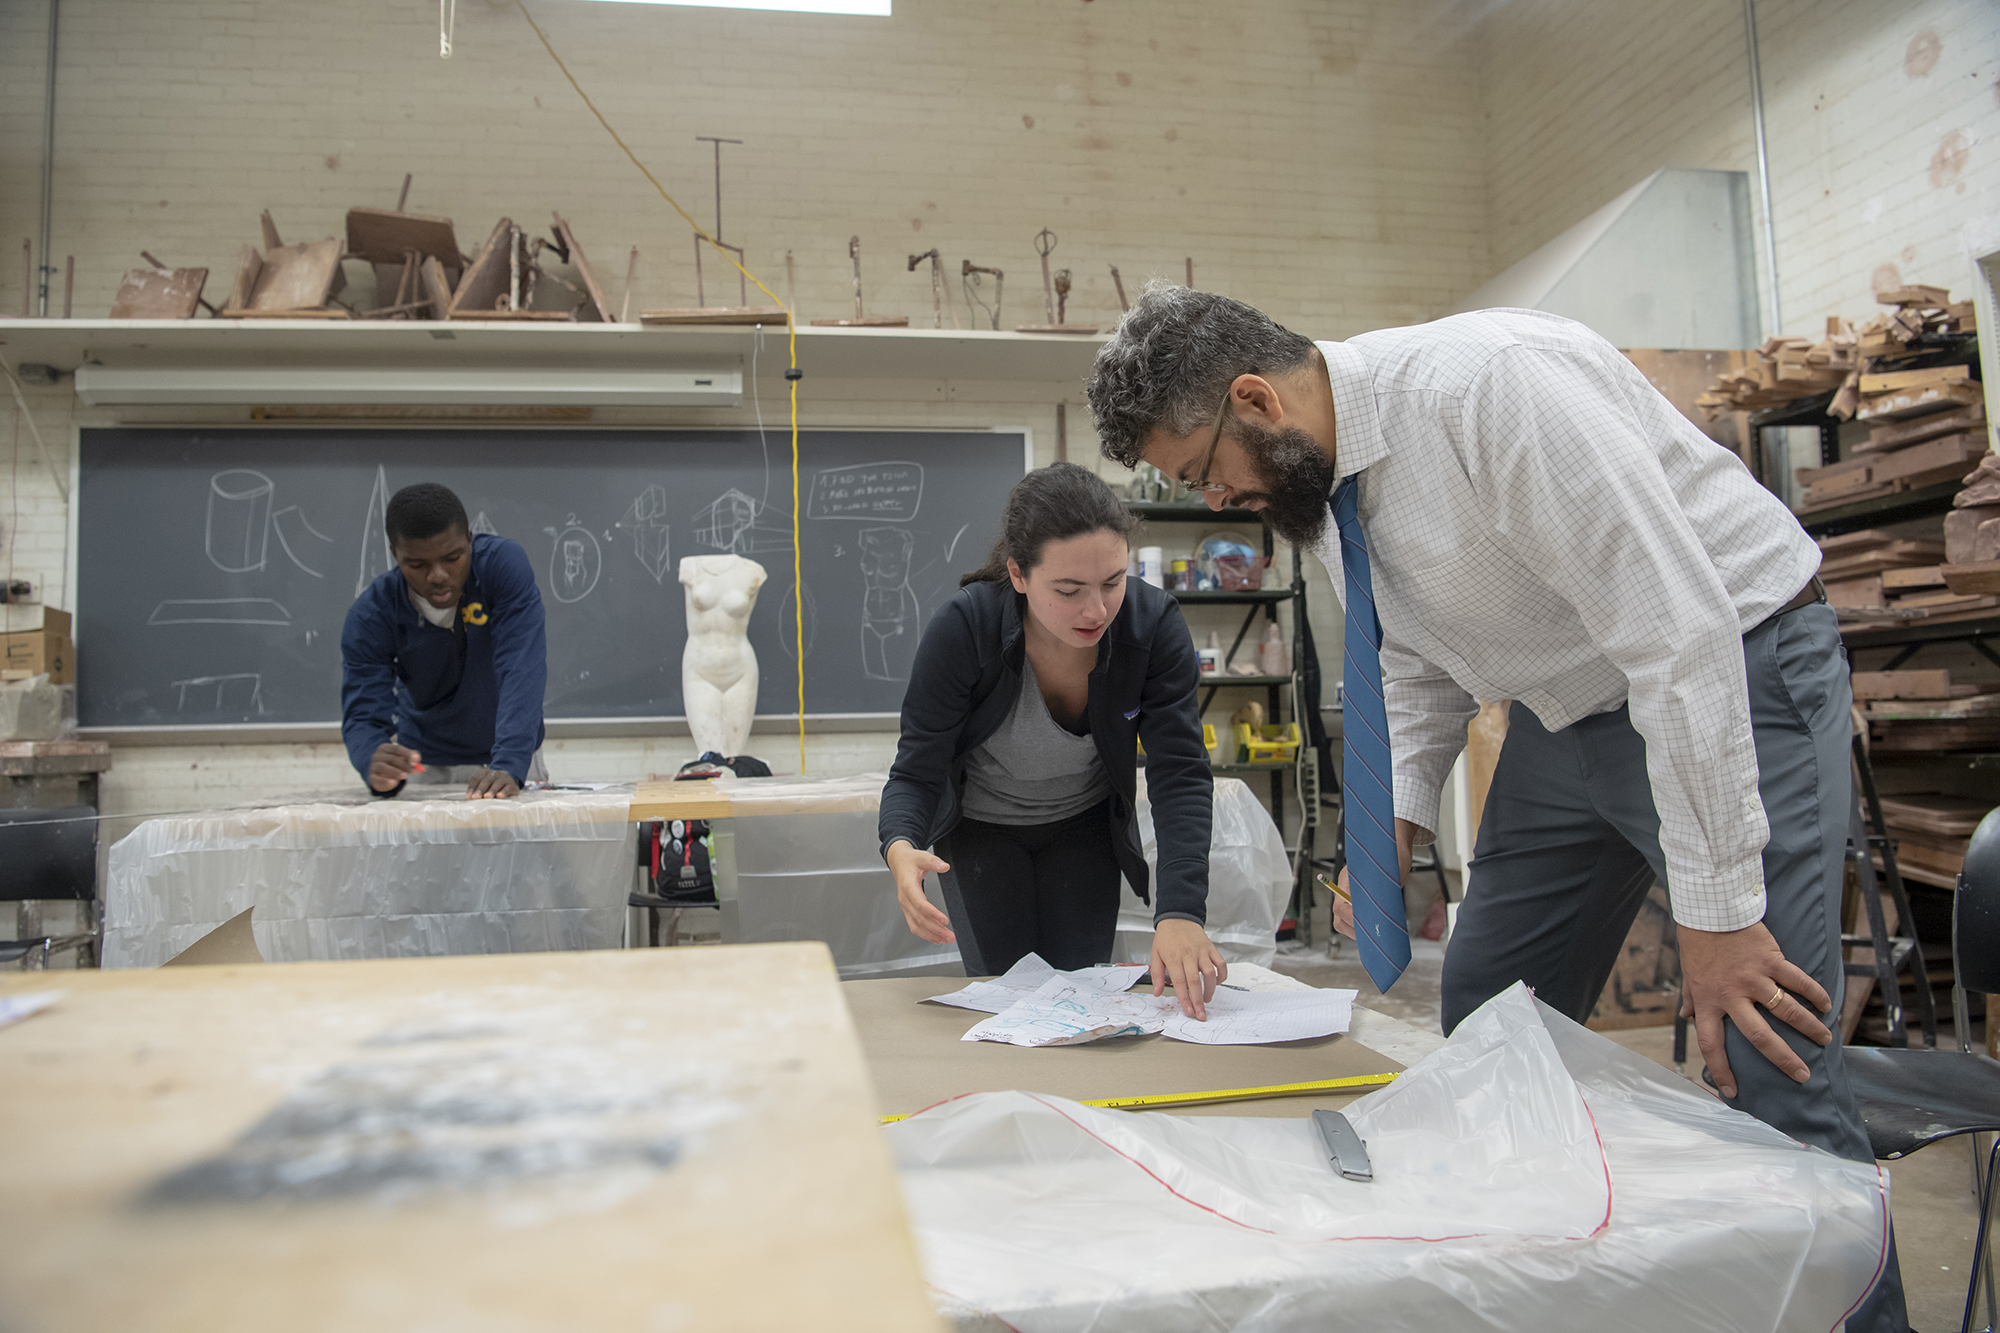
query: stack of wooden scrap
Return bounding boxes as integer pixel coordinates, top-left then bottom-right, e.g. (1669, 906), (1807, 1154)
(1857, 284), (1979, 362)
(1815, 529), (1969, 614)
(1866, 780), (1996, 886)
(1695, 325), (1858, 416)
(1857, 668), (2000, 755)
(1695, 284), (1979, 424)
(1794, 401), (1988, 513)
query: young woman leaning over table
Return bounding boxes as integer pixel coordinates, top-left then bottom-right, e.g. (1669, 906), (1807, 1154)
(877, 462), (1226, 1019)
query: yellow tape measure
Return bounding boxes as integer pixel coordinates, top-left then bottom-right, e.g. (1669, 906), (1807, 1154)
(877, 1071), (1398, 1124)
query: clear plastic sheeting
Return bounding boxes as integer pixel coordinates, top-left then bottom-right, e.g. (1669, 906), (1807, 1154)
(104, 790), (634, 968)
(1119, 774), (1290, 968)
(889, 983), (1888, 1333)
(716, 773), (1292, 977)
(730, 807), (963, 980)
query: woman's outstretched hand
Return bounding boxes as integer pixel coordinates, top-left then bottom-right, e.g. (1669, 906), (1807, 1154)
(886, 839), (956, 944)
(1151, 918), (1228, 1020)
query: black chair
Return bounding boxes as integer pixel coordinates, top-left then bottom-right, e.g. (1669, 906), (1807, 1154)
(1844, 804), (2000, 1333)
(0, 805), (99, 969)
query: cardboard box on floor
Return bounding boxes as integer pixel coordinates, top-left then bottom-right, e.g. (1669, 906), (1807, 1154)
(1, 608), (72, 684)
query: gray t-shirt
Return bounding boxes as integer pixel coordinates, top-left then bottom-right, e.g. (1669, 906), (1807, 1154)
(959, 657), (1110, 825)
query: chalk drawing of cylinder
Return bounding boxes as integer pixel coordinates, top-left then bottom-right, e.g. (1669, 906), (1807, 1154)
(206, 470), (274, 573)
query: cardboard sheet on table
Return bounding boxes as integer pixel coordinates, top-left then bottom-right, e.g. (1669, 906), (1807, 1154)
(842, 977), (1402, 1119)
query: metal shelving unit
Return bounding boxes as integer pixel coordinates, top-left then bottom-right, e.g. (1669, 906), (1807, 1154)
(1125, 499), (1316, 928)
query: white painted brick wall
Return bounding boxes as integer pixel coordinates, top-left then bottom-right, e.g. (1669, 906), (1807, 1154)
(1481, 0), (2000, 339)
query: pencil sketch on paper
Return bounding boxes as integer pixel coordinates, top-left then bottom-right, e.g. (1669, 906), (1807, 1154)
(808, 462), (923, 523)
(204, 471), (332, 578)
(620, 484), (673, 583)
(171, 673), (265, 715)
(692, 487), (790, 555)
(859, 526), (919, 682)
(149, 599), (293, 626)
(357, 466), (394, 596)
(206, 470), (273, 572)
(1158, 986), (1355, 1046)
(545, 518), (602, 604)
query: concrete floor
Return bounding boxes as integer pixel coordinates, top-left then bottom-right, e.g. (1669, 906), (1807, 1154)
(1274, 929), (1991, 1332)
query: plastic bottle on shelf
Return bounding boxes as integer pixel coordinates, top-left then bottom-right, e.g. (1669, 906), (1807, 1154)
(1258, 621), (1288, 676)
(1196, 630), (1222, 676)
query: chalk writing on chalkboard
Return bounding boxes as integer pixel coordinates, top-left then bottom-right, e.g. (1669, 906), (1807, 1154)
(808, 462), (924, 522)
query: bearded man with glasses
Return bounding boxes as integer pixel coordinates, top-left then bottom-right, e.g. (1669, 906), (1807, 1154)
(1085, 282), (1901, 1332)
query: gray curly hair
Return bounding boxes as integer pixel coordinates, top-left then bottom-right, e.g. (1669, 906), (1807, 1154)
(1086, 281), (1318, 469)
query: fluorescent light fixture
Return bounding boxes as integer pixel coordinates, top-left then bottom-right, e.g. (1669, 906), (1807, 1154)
(567, 0), (888, 13)
(74, 367), (742, 407)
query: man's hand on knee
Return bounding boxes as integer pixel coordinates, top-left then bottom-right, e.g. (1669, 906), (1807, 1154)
(1677, 921), (1833, 1099)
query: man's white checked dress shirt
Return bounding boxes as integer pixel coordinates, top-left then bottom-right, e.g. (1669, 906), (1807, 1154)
(1308, 309), (1821, 934)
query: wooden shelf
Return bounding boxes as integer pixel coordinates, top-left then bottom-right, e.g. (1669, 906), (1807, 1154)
(0, 318), (1104, 385)
(1840, 612), (2000, 651)
(1126, 502), (1263, 523)
(1797, 481), (1960, 538)
(1172, 589), (1294, 605)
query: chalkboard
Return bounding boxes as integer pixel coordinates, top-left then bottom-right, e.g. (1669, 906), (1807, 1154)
(77, 427), (1027, 727)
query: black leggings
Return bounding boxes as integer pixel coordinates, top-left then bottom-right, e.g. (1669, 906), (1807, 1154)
(935, 799), (1124, 976)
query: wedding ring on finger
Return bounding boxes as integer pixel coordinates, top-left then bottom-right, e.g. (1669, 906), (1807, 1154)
(1767, 988), (1784, 1009)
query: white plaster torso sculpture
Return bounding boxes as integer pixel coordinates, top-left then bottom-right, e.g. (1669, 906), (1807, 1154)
(681, 555), (766, 758)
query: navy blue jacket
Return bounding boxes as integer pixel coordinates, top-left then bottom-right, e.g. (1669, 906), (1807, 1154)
(878, 578), (1214, 923)
(340, 534), (548, 788)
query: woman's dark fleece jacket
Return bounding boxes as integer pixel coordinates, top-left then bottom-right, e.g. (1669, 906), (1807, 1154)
(878, 577), (1214, 923)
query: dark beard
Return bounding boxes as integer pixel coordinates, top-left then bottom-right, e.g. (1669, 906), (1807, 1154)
(1232, 418), (1337, 546)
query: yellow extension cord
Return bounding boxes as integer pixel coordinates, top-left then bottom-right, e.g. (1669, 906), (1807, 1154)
(517, 2), (807, 774)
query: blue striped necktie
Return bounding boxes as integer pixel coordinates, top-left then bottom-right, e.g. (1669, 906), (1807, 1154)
(1333, 475), (1411, 992)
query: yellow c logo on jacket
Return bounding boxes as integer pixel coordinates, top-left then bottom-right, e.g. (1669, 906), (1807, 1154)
(462, 602), (488, 626)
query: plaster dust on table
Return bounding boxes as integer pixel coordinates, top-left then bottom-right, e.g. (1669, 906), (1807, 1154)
(141, 992), (742, 1223)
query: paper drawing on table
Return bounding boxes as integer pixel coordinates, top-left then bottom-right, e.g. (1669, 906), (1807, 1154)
(926, 952), (1148, 1014)
(1160, 985), (1356, 1045)
(150, 599), (292, 626)
(545, 518), (602, 604)
(692, 487), (790, 555)
(356, 465), (393, 595)
(171, 672), (265, 715)
(860, 526), (919, 682)
(961, 977), (1180, 1047)
(620, 483), (673, 583)
(808, 462), (923, 522)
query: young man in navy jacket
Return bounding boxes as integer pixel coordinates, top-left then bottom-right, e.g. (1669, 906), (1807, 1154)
(341, 483), (548, 799)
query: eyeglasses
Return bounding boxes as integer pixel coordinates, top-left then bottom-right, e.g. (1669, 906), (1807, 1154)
(1185, 381), (1241, 493)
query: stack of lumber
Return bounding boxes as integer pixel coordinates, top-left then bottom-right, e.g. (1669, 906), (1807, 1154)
(1695, 325), (1858, 417)
(1858, 284), (1979, 362)
(1815, 530), (1974, 615)
(1871, 788), (1995, 887)
(1695, 284), (1980, 424)
(1794, 401), (1988, 513)
(1853, 285), (1981, 422)
(1858, 668), (2000, 755)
